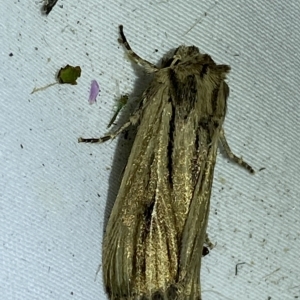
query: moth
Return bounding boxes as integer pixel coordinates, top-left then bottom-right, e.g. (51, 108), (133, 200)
(79, 25), (254, 300)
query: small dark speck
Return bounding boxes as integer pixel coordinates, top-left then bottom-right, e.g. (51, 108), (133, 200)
(97, 193), (101, 197)
(235, 262), (246, 276)
(259, 167), (266, 172)
(202, 246), (209, 256)
(9, 53), (13, 57)
(154, 49), (158, 52)
(123, 130), (129, 140)
(35, 47), (38, 50)
(70, 292), (74, 295)
(20, 144), (23, 149)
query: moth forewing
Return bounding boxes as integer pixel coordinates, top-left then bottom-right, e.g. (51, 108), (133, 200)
(78, 25), (254, 300)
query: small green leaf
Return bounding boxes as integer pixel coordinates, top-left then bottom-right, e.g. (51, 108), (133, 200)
(57, 65), (81, 85)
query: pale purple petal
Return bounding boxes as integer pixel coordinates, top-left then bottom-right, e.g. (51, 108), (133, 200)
(89, 80), (100, 105)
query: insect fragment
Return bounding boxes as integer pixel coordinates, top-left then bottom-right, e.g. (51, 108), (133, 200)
(42, 0), (59, 15)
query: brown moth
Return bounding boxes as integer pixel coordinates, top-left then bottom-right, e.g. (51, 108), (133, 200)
(79, 25), (254, 300)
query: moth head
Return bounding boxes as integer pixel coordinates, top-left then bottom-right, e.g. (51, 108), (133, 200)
(161, 46), (202, 67)
(174, 45), (200, 58)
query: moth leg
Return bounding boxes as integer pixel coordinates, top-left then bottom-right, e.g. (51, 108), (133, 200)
(205, 233), (215, 250)
(78, 108), (141, 144)
(202, 235), (214, 256)
(118, 25), (159, 73)
(220, 128), (255, 174)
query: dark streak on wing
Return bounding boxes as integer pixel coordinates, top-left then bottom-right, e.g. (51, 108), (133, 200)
(199, 64), (208, 78)
(167, 101), (176, 187)
(211, 87), (220, 114)
(144, 199), (155, 233)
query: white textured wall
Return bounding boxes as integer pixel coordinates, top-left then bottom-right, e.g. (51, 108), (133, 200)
(0, 1), (299, 299)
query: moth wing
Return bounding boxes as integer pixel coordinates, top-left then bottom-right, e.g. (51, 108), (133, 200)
(103, 86), (179, 298)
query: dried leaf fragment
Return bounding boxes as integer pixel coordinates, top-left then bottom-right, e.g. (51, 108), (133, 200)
(57, 65), (81, 85)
